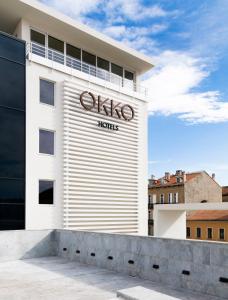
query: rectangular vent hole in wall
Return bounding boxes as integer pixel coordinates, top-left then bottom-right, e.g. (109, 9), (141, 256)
(219, 277), (228, 283)
(182, 270), (190, 276)
(128, 260), (134, 265)
(153, 264), (159, 270)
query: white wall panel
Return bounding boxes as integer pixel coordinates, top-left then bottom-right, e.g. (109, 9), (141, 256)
(63, 80), (145, 234)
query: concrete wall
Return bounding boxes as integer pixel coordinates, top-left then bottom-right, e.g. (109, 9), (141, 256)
(56, 229), (228, 299)
(0, 230), (56, 262)
(185, 172), (222, 203)
(0, 229), (227, 298)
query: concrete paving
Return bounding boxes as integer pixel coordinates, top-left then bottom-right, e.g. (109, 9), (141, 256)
(0, 257), (223, 300)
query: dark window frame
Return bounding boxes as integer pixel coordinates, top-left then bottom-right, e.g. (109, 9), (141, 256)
(30, 29), (45, 46)
(124, 70), (134, 81)
(207, 228), (213, 239)
(111, 63), (123, 77)
(40, 78), (55, 106)
(187, 227), (191, 238)
(66, 43), (81, 60)
(39, 129), (55, 156)
(219, 228), (225, 240)
(97, 57), (110, 71)
(82, 50), (96, 66)
(196, 227), (201, 238)
(48, 35), (64, 53)
(39, 180), (54, 205)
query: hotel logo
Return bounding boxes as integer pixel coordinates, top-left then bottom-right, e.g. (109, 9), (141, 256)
(80, 91), (135, 121)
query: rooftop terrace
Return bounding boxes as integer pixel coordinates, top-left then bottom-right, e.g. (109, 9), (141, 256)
(0, 256), (220, 300)
(0, 230), (227, 299)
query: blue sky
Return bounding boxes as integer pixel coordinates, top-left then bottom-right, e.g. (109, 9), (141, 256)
(40, 0), (228, 185)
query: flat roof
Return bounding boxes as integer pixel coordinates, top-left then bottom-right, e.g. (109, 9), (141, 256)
(0, 257), (218, 300)
(0, 0), (154, 74)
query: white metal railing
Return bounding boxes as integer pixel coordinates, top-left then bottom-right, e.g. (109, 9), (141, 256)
(27, 42), (148, 96)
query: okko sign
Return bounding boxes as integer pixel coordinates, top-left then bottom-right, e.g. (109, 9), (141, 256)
(79, 91), (135, 121)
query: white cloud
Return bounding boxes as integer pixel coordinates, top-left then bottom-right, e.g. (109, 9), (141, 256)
(144, 51), (228, 124)
(104, 0), (168, 21)
(40, 0), (101, 19)
(40, 0), (228, 125)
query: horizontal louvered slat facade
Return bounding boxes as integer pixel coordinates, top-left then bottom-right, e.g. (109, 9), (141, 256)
(63, 80), (145, 233)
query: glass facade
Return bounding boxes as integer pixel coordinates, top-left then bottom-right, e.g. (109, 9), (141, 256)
(0, 33), (26, 230)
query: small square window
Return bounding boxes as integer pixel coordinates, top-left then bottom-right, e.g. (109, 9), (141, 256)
(40, 79), (54, 106)
(39, 129), (55, 155)
(97, 57), (109, 71)
(39, 180), (54, 204)
(31, 30), (45, 46)
(66, 44), (81, 60)
(111, 63), (123, 77)
(125, 70), (134, 81)
(82, 51), (96, 66)
(48, 36), (64, 53)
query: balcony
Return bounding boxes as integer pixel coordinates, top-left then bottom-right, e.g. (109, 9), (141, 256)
(27, 42), (148, 96)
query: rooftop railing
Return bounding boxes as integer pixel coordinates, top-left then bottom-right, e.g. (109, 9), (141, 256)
(27, 42), (148, 96)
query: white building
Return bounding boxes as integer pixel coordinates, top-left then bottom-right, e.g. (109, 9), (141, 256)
(0, 0), (153, 234)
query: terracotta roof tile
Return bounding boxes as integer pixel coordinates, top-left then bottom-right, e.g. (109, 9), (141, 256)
(151, 172), (200, 187)
(187, 210), (228, 221)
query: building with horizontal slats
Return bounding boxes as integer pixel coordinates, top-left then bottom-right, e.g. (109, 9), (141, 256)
(0, 0), (153, 234)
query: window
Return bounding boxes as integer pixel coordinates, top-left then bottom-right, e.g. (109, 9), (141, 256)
(207, 228), (213, 239)
(152, 194), (157, 204)
(40, 79), (55, 106)
(176, 177), (182, 183)
(187, 227), (191, 238)
(48, 36), (64, 53)
(219, 228), (225, 240)
(39, 129), (55, 155)
(39, 180), (54, 204)
(31, 29), (45, 45)
(196, 227), (201, 238)
(168, 193), (173, 204)
(82, 50), (96, 66)
(160, 194), (164, 204)
(148, 195), (151, 203)
(66, 44), (81, 60)
(97, 57), (109, 71)
(111, 63), (123, 77)
(125, 70), (134, 81)
(174, 193), (178, 203)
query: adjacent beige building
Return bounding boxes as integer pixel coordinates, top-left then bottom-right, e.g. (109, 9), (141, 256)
(148, 170), (222, 235)
(222, 186), (228, 202)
